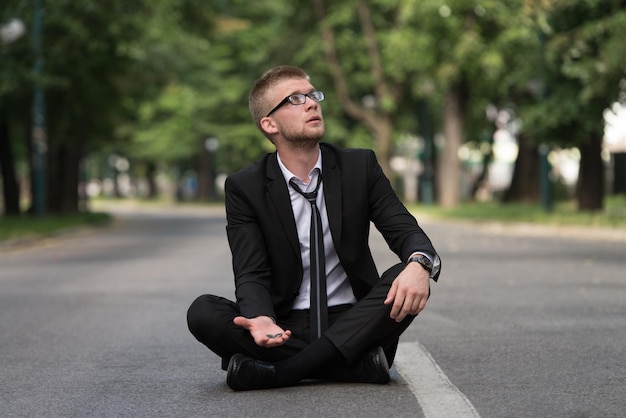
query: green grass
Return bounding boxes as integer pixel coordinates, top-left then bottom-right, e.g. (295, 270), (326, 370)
(2, 196), (625, 244)
(0, 212), (112, 243)
(412, 195), (626, 229)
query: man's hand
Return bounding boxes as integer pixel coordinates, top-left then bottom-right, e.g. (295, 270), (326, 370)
(233, 315), (292, 348)
(384, 262), (430, 322)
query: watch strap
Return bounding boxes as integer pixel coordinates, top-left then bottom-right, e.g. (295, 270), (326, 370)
(408, 254), (433, 273)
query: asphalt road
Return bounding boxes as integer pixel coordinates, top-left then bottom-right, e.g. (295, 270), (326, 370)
(1, 204), (624, 417)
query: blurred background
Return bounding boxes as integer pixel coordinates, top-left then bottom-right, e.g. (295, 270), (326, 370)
(1, 0), (625, 222)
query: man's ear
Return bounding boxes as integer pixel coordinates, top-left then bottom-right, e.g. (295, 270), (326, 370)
(260, 117), (278, 135)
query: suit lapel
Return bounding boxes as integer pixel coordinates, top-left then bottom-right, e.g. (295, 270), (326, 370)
(266, 152), (301, 257)
(321, 145), (342, 246)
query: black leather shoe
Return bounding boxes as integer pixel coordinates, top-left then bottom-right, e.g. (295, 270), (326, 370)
(350, 346), (390, 384)
(315, 346), (390, 384)
(226, 354), (278, 391)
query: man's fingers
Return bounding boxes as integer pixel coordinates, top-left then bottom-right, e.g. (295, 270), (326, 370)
(384, 280), (398, 305)
(391, 291), (426, 322)
(233, 316), (250, 329)
(390, 293), (405, 320)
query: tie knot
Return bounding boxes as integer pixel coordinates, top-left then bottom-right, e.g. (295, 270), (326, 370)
(302, 192), (317, 202)
(290, 174), (322, 203)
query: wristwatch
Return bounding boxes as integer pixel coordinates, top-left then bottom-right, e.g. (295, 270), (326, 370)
(408, 254), (433, 274)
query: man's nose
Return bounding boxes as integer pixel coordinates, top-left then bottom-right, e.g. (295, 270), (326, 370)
(305, 97), (319, 111)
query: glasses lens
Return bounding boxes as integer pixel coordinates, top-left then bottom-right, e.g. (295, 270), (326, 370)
(310, 91), (324, 102)
(279, 91), (324, 112)
(288, 94), (306, 105)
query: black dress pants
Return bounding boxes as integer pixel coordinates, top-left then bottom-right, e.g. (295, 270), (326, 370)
(187, 263), (417, 370)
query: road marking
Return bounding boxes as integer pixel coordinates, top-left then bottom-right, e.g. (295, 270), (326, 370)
(395, 342), (480, 418)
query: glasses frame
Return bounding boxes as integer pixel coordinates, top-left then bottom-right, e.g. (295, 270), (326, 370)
(265, 91), (324, 117)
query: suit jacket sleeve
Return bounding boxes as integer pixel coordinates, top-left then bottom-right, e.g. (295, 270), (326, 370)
(224, 169), (277, 320)
(363, 149), (441, 281)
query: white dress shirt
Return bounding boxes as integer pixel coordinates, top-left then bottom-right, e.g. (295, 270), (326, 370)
(277, 151), (357, 309)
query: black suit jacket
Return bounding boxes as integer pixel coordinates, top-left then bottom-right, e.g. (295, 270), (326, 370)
(224, 142), (440, 320)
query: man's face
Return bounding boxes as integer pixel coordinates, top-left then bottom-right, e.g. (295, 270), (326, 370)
(264, 78), (325, 146)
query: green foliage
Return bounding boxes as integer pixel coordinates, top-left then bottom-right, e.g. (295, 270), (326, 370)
(133, 84), (200, 161)
(1, 1), (33, 96)
(3, 0), (624, 211)
(0, 212), (111, 242)
(37, 0), (148, 145)
(117, 0), (303, 173)
(518, 0), (626, 146)
(414, 195), (626, 228)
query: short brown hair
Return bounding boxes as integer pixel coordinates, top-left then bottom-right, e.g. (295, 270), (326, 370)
(249, 66), (310, 132)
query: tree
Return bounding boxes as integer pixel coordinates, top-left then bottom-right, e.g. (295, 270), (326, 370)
(0, 0), (162, 214)
(45, 0), (167, 213)
(1, 4), (32, 216)
(309, 0), (401, 178)
(492, 3), (546, 204)
(0, 117), (21, 215)
(395, 1), (529, 207)
(125, 0), (292, 195)
(522, 0), (626, 211)
(306, 0), (526, 209)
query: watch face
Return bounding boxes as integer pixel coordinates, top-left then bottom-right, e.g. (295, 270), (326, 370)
(419, 255), (433, 270)
(410, 255), (432, 272)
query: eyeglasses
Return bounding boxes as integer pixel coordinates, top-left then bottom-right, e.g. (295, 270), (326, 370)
(266, 91), (325, 117)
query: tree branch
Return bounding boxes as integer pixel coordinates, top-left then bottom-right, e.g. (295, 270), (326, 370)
(357, 0), (391, 106)
(311, 0), (371, 122)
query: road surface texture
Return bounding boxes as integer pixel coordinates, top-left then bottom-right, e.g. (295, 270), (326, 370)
(1, 203), (624, 417)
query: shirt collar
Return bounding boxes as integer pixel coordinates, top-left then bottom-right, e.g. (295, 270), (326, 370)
(277, 149), (322, 185)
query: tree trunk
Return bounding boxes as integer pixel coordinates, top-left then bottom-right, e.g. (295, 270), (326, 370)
(612, 153), (626, 195)
(196, 140), (218, 201)
(196, 151), (208, 201)
(502, 133), (540, 203)
(146, 161), (158, 199)
(47, 140), (82, 214)
(470, 131), (494, 200)
(437, 88), (463, 208)
(311, 0), (397, 180)
(373, 116), (393, 179)
(576, 132), (604, 211)
(417, 100), (436, 205)
(0, 118), (21, 216)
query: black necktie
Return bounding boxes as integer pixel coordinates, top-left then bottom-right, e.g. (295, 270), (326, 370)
(290, 173), (328, 341)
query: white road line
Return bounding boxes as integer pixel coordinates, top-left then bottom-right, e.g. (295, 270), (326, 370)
(395, 342), (481, 418)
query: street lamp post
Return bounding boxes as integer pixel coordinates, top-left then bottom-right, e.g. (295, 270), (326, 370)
(31, 0), (47, 216)
(204, 137), (219, 201)
(537, 30), (552, 213)
(418, 100), (435, 205)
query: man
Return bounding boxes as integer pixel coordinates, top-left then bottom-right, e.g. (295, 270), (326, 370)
(187, 65), (441, 391)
